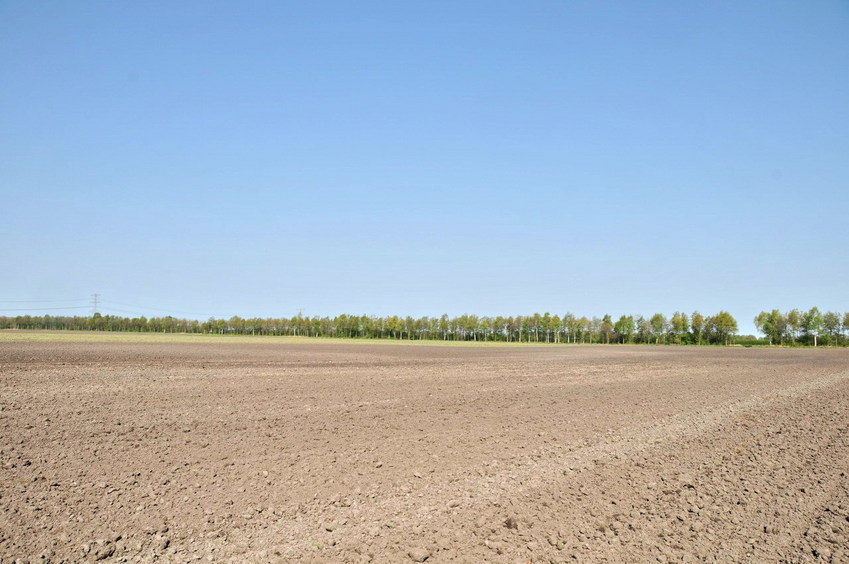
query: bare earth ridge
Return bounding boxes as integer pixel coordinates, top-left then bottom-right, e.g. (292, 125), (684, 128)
(1, 338), (848, 563)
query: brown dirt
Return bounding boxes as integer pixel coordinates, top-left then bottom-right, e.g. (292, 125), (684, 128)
(1, 340), (848, 563)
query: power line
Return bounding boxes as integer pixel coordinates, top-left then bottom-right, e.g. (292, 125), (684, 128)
(0, 297), (295, 320)
(101, 300), (228, 319)
(0, 298), (88, 303)
(0, 306), (90, 312)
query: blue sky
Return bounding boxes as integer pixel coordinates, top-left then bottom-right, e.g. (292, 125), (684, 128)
(2, 1), (848, 334)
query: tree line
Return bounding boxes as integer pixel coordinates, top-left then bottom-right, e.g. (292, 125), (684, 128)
(754, 307), (849, 346)
(2, 309), (846, 346)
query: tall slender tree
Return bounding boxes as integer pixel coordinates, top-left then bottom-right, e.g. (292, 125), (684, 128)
(801, 307), (823, 346)
(600, 314), (615, 344)
(614, 315), (635, 344)
(649, 313), (668, 344)
(669, 312), (689, 344)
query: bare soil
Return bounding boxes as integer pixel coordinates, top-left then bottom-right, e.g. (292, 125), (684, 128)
(1, 339), (848, 563)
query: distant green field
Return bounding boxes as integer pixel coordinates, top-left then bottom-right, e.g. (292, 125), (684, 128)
(0, 330), (260, 344)
(0, 329), (555, 347)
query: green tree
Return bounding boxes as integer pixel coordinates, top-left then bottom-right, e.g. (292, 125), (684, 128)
(514, 315), (525, 342)
(635, 315), (652, 344)
(387, 315), (402, 339)
(786, 309), (802, 343)
(690, 311), (704, 345)
(531, 313), (542, 342)
(669, 312), (689, 344)
(589, 317), (602, 344)
(614, 315), (635, 344)
(542, 312), (553, 343)
(710, 311), (738, 345)
(563, 313), (578, 343)
(801, 307), (823, 346)
(843, 312), (849, 342)
(649, 313), (668, 344)
(551, 314), (562, 343)
(439, 314), (449, 340)
(578, 316), (591, 343)
(600, 314), (615, 344)
(821, 311), (841, 345)
(754, 309), (786, 345)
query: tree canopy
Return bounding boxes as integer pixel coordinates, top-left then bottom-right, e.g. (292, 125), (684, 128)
(754, 307), (845, 346)
(3, 307), (845, 347)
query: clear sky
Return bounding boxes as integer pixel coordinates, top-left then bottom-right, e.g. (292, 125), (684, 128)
(2, 1), (848, 335)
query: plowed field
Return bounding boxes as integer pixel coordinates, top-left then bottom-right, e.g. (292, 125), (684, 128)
(2, 336), (848, 563)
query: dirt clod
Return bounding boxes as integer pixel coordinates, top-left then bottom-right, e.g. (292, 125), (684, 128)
(408, 547), (431, 561)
